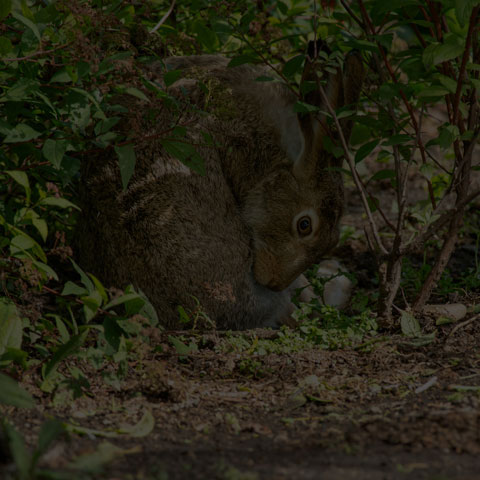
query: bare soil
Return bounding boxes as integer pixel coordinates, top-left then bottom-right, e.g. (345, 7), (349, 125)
(2, 155), (479, 480)
(1, 310), (480, 480)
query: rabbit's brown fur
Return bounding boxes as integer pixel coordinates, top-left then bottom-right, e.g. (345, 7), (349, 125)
(78, 53), (364, 329)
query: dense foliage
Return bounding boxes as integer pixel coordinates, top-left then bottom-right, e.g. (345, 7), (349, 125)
(0, 0), (479, 475)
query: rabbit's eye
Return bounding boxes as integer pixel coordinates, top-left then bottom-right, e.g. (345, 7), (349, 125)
(297, 216), (312, 236)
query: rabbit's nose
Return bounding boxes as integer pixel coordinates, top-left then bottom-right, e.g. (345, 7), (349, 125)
(265, 280), (285, 292)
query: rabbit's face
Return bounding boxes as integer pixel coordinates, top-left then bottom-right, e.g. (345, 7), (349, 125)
(244, 167), (343, 291)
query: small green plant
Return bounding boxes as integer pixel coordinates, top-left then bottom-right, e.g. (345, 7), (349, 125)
(177, 296), (216, 330)
(1, 418), (65, 480)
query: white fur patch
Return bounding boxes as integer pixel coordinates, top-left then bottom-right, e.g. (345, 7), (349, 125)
(152, 157), (191, 177)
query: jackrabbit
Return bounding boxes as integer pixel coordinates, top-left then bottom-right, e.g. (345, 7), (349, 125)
(78, 49), (364, 329)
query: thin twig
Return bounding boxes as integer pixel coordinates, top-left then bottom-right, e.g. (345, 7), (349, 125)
(42, 285), (111, 317)
(150, 0), (177, 34)
(227, 19), (301, 99)
(2, 42), (71, 62)
(318, 85), (388, 255)
(357, 0), (436, 209)
(400, 187), (480, 255)
(452, 6), (480, 126)
(447, 313), (480, 340)
(340, 0), (364, 29)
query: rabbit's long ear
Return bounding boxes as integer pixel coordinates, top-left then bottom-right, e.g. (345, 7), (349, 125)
(295, 42), (364, 176)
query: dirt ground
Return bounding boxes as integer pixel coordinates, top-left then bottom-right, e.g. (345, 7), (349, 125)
(2, 152), (479, 480)
(1, 309), (480, 480)
(2, 186), (480, 480)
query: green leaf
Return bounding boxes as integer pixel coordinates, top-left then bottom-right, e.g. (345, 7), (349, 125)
(9, 231), (47, 262)
(0, 299), (23, 356)
(61, 281), (87, 296)
(10, 234), (34, 252)
(255, 75), (275, 82)
(400, 310), (421, 337)
(5, 170), (30, 203)
(89, 273), (108, 304)
(0, 0), (11, 21)
(455, 0), (480, 27)
(81, 290), (103, 311)
(164, 69), (183, 87)
(0, 373), (34, 408)
(32, 217), (48, 242)
(68, 441), (140, 472)
(42, 138), (68, 169)
(239, 10), (255, 30)
(293, 101), (319, 114)
(168, 335), (198, 358)
(70, 258), (95, 294)
(282, 54), (304, 77)
(81, 290), (103, 323)
(336, 110), (355, 120)
(406, 332), (435, 347)
(0, 36), (13, 55)
(70, 87), (106, 120)
(422, 35), (465, 70)
(381, 134), (411, 146)
(367, 196), (379, 213)
(33, 419), (64, 466)
(0, 78), (39, 102)
(228, 55), (258, 68)
(119, 410), (154, 437)
(472, 78), (480, 90)
(354, 140), (379, 163)
(436, 316), (455, 325)
(103, 317), (124, 351)
(343, 38), (379, 53)
(3, 420), (32, 480)
(12, 12), (41, 42)
(368, 169), (396, 182)
(54, 316), (71, 343)
(104, 292), (144, 310)
(0, 348), (27, 368)
(426, 124), (460, 149)
(43, 331), (88, 380)
(67, 95), (91, 132)
(449, 384), (480, 392)
(40, 196), (80, 210)
(4, 124), (41, 143)
(124, 87), (150, 102)
(437, 74), (458, 93)
(192, 20), (218, 51)
(114, 144), (136, 190)
(66, 410), (153, 438)
(375, 0), (418, 12)
(50, 68), (72, 83)
(21, 0), (35, 21)
(31, 260), (58, 281)
(161, 139), (205, 175)
(137, 289), (158, 326)
(95, 117), (120, 135)
(417, 86), (450, 99)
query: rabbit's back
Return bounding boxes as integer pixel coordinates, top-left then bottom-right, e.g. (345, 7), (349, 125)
(78, 57), (299, 327)
(78, 52), (364, 328)
(79, 156), (293, 328)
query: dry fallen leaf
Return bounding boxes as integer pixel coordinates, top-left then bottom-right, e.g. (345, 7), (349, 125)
(422, 304), (467, 323)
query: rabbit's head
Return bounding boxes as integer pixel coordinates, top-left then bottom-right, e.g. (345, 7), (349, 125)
(244, 49), (364, 292)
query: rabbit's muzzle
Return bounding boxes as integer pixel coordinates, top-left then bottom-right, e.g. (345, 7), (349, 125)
(252, 224), (340, 292)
